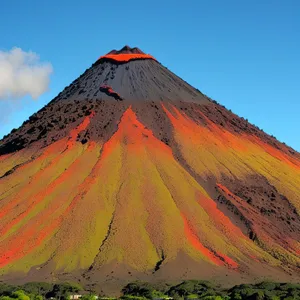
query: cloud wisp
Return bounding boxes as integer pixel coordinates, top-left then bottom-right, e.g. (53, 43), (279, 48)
(0, 47), (53, 100)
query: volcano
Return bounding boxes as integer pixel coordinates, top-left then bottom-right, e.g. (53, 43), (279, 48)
(0, 46), (299, 291)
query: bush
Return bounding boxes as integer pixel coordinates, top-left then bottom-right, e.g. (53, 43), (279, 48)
(0, 296), (13, 300)
(120, 296), (147, 300)
(46, 283), (82, 300)
(168, 280), (215, 297)
(201, 297), (227, 300)
(256, 282), (279, 291)
(81, 296), (98, 300)
(228, 281), (300, 299)
(0, 284), (14, 296)
(186, 294), (198, 299)
(11, 290), (30, 300)
(121, 282), (166, 299)
(21, 282), (53, 296)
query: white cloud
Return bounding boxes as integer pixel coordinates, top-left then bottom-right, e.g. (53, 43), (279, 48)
(0, 47), (53, 100)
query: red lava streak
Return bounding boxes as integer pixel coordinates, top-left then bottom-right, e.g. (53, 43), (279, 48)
(98, 53), (156, 63)
(0, 219), (58, 267)
(197, 194), (246, 239)
(0, 142), (98, 267)
(181, 213), (238, 268)
(0, 112), (95, 220)
(215, 252), (238, 269)
(181, 214), (223, 266)
(67, 111), (95, 148)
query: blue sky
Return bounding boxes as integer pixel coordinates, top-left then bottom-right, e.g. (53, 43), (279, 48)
(0, 0), (299, 151)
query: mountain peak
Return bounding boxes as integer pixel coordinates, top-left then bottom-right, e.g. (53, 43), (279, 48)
(107, 45), (144, 55)
(0, 45), (299, 291)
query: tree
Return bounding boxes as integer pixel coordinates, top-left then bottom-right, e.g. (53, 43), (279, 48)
(21, 282), (53, 298)
(81, 296), (98, 300)
(168, 280), (216, 298)
(46, 283), (82, 300)
(11, 290), (30, 300)
(121, 282), (166, 299)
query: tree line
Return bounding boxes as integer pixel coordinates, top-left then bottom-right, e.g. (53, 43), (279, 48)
(0, 280), (299, 300)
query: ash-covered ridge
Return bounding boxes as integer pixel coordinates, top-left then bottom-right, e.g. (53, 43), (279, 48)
(50, 46), (209, 103)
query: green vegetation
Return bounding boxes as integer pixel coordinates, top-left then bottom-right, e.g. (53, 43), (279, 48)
(121, 282), (168, 300)
(0, 281), (299, 300)
(167, 280), (227, 299)
(120, 281), (300, 300)
(0, 282), (85, 300)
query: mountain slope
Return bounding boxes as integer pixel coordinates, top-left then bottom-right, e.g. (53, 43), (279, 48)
(0, 46), (299, 290)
